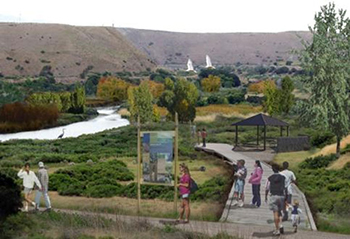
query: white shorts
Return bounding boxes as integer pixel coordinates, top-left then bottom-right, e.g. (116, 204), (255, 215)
(182, 194), (189, 199)
(24, 187), (33, 194)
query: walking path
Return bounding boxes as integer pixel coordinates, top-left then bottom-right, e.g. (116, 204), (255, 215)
(195, 143), (317, 232)
(53, 209), (349, 239)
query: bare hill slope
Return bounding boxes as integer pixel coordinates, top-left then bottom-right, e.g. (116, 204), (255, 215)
(118, 28), (312, 69)
(0, 23), (156, 80)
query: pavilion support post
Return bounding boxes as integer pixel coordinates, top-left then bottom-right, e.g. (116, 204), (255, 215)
(264, 125), (266, 151)
(257, 125), (259, 146)
(235, 125), (238, 148)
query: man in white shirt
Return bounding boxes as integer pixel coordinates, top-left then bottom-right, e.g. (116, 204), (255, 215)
(280, 161), (296, 221)
(17, 163), (42, 212)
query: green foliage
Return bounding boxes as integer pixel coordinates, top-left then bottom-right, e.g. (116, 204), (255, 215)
(128, 81), (153, 123)
(0, 173), (22, 222)
(310, 131), (335, 148)
(299, 154), (337, 169)
(199, 67), (241, 88)
(50, 160), (133, 197)
(263, 80), (279, 115)
(279, 76), (295, 114)
(299, 3), (350, 157)
(201, 75), (221, 92)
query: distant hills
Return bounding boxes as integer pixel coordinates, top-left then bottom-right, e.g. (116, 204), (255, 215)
(118, 28), (312, 69)
(0, 23), (156, 82)
(0, 23), (312, 82)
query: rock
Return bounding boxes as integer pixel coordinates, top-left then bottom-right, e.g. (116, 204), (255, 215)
(199, 166), (206, 172)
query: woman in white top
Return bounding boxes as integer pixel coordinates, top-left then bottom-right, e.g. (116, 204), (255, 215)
(17, 163), (42, 212)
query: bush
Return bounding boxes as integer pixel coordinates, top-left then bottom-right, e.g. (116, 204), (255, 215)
(310, 132), (335, 148)
(0, 172), (22, 222)
(299, 154), (337, 169)
(275, 66), (289, 74)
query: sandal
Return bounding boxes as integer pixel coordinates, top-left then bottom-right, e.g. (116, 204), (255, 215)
(183, 220), (189, 224)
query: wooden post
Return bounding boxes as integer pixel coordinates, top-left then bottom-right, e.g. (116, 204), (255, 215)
(264, 125), (267, 151)
(235, 125), (238, 148)
(257, 125), (259, 146)
(137, 116), (141, 214)
(174, 112), (179, 213)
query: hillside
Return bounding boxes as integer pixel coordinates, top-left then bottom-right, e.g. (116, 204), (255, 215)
(0, 23), (156, 81)
(118, 28), (312, 69)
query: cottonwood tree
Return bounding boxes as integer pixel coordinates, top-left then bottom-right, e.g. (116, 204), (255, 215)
(159, 78), (198, 122)
(279, 76), (295, 114)
(300, 3), (350, 157)
(128, 81), (153, 123)
(201, 75), (221, 92)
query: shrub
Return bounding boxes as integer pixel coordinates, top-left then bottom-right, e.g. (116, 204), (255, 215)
(299, 154), (337, 169)
(275, 66), (289, 74)
(0, 172), (22, 222)
(310, 132), (335, 148)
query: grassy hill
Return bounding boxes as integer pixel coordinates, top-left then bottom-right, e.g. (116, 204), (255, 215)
(118, 28), (312, 69)
(0, 23), (156, 82)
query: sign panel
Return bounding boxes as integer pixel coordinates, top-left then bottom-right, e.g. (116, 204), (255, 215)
(142, 131), (174, 184)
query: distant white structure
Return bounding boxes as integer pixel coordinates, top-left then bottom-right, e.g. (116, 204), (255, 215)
(205, 55), (215, 69)
(186, 59), (196, 72)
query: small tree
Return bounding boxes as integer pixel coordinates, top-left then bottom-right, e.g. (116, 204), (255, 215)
(263, 80), (280, 115)
(299, 3), (350, 157)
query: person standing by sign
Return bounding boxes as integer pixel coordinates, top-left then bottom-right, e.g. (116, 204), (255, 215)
(177, 163), (191, 223)
(201, 128), (207, 147)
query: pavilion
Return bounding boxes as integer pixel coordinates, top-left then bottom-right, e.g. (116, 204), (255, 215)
(232, 113), (289, 151)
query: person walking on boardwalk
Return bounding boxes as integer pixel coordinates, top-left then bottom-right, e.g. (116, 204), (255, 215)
(17, 163), (42, 212)
(265, 164), (286, 236)
(280, 161), (296, 221)
(201, 128), (207, 147)
(197, 129), (201, 145)
(177, 163), (191, 223)
(232, 159), (247, 207)
(248, 160), (263, 208)
(35, 162), (52, 211)
(289, 199), (302, 233)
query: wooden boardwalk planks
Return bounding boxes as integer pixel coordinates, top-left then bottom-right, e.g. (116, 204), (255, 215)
(196, 143), (317, 231)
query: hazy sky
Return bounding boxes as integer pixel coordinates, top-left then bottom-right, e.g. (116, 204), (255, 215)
(0, 0), (349, 33)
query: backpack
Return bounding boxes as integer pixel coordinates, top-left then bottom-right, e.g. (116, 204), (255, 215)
(190, 178), (199, 194)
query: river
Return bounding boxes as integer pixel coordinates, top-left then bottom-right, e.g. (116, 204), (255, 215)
(0, 106), (130, 142)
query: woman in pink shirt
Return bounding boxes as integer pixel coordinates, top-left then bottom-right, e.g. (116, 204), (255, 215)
(248, 160), (263, 208)
(177, 163), (191, 223)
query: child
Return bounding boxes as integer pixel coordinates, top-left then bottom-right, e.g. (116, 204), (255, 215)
(289, 199), (302, 233)
(232, 159), (247, 207)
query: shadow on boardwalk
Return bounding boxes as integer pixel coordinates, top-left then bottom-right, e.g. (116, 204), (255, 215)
(195, 143), (317, 232)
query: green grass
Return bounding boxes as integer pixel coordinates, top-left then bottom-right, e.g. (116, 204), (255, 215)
(273, 149), (320, 170)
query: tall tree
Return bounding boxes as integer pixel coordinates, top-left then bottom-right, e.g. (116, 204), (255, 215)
(300, 3), (350, 157)
(263, 80), (280, 115)
(159, 78), (198, 122)
(128, 81), (153, 123)
(279, 76), (295, 114)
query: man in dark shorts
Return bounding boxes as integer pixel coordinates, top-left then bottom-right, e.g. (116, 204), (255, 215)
(265, 164), (286, 236)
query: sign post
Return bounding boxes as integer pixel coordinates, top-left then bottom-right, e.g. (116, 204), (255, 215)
(174, 112), (179, 213)
(137, 116), (141, 214)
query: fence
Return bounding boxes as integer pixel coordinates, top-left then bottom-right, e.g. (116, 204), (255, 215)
(277, 136), (310, 153)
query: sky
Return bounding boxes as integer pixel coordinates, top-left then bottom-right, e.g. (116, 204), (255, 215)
(0, 0), (349, 33)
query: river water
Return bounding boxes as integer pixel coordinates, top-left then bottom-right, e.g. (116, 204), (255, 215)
(0, 106), (130, 142)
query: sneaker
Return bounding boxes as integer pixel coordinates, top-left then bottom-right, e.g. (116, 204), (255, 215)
(31, 202), (36, 207)
(232, 200), (238, 206)
(272, 230), (280, 236)
(44, 208), (52, 212)
(279, 225), (284, 234)
(239, 201), (244, 207)
(24, 206), (29, 212)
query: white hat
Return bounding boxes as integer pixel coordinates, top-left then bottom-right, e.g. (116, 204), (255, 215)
(38, 162), (44, 168)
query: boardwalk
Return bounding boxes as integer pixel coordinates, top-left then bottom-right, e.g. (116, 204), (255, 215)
(196, 143), (317, 232)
